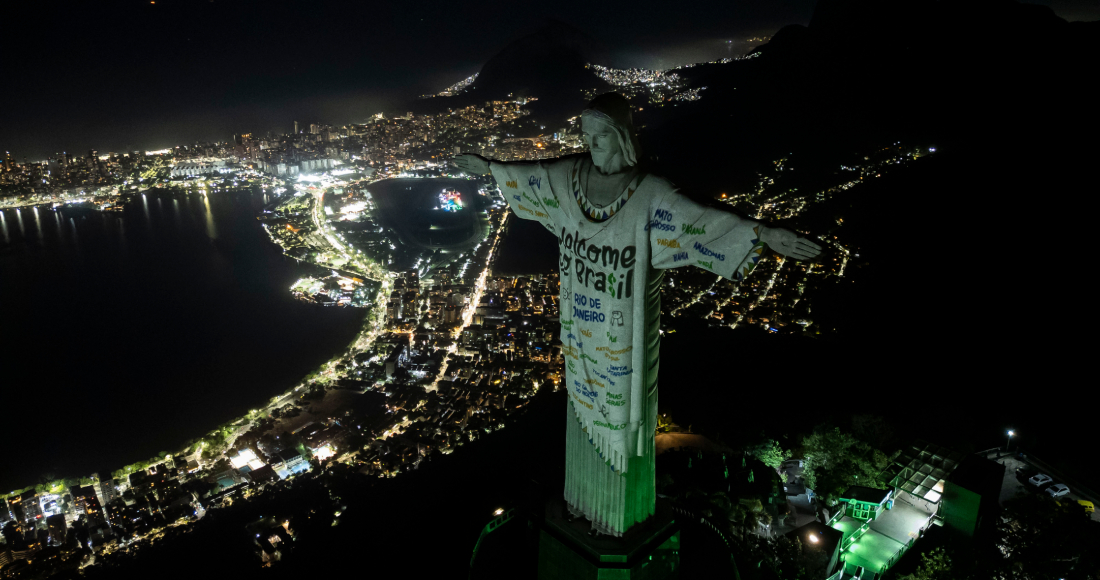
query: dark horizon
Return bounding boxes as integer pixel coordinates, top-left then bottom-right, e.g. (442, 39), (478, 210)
(2, 0), (1097, 161)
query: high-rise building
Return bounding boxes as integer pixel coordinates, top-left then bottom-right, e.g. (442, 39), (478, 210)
(0, 498), (12, 527)
(6, 494), (24, 524)
(20, 490), (41, 525)
(70, 485), (101, 516)
(45, 514), (67, 546)
(293, 121), (299, 134)
(82, 496), (105, 526)
(92, 474), (118, 507)
(310, 124), (320, 134)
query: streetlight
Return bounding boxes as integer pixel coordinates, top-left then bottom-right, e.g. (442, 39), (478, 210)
(1006, 430), (1015, 452)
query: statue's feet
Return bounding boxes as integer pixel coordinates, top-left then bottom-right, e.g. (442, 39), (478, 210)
(565, 502), (584, 522)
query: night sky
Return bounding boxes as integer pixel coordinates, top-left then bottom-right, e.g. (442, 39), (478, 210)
(2, 0), (1095, 161)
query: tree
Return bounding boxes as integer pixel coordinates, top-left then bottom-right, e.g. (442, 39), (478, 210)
(775, 535), (830, 579)
(983, 492), (1100, 579)
(896, 547), (952, 580)
(746, 439), (791, 470)
(851, 414), (896, 450)
(800, 427), (888, 506)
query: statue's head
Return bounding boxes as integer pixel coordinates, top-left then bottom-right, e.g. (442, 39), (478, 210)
(581, 93), (641, 175)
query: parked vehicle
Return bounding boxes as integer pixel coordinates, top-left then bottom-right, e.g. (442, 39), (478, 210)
(1045, 483), (1070, 498)
(1079, 500), (1094, 514)
(1028, 473), (1053, 488)
(1015, 466), (1038, 484)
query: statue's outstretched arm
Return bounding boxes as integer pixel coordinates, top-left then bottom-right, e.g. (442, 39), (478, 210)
(453, 153), (571, 175)
(650, 186), (822, 281)
(452, 154), (492, 175)
(757, 226), (822, 262)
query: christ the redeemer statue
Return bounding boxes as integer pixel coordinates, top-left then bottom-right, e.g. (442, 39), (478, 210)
(454, 93), (822, 537)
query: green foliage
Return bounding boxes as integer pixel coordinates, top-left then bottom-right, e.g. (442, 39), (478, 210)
(1, 487), (31, 500)
(895, 547), (952, 580)
(656, 473), (674, 495)
(986, 492), (1100, 578)
(746, 439), (791, 470)
(800, 426), (888, 506)
(656, 414), (680, 433)
(728, 498), (763, 538)
(775, 536), (830, 579)
(850, 414), (897, 450)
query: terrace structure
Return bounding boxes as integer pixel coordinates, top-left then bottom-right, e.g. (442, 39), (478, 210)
(825, 440), (1004, 577)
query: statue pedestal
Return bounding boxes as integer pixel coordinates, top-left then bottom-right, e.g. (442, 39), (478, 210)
(534, 498), (680, 580)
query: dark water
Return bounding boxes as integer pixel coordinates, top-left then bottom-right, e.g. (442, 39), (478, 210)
(365, 178), (488, 248)
(0, 190), (365, 490)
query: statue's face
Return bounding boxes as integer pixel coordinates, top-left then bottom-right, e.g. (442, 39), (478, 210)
(581, 116), (623, 172)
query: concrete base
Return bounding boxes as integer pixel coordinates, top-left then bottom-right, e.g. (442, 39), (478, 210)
(534, 497), (680, 580)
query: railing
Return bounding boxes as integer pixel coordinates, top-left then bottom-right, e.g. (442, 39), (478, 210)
(827, 503), (846, 526)
(670, 504), (732, 549)
(880, 518), (932, 573)
(882, 536), (916, 572)
(840, 520), (871, 551)
(469, 508), (515, 568)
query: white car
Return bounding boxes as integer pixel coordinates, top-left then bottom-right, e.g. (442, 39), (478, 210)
(1028, 473), (1053, 487)
(1045, 483), (1070, 498)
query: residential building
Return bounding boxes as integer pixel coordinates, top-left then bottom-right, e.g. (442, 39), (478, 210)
(94, 476), (119, 507)
(272, 449), (310, 478)
(0, 498), (11, 527)
(19, 490), (41, 524)
(45, 514), (67, 546)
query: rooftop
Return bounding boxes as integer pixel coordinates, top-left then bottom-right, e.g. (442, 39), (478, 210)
(785, 520), (843, 558)
(841, 485), (891, 505)
(879, 439), (965, 500)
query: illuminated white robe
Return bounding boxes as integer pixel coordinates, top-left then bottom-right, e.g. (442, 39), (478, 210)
(490, 155), (766, 535)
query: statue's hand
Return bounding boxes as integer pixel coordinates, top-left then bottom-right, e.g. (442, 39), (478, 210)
(452, 154), (491, 175)
(759, 227), (823, 262)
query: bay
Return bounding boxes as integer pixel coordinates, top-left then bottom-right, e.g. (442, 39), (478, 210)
(0, 189), (366, 491)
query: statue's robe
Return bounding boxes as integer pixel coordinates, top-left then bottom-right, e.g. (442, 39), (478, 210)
(490, 155), (765, 536)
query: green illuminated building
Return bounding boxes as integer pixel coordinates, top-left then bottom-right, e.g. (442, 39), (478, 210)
(824, 440), (1004, 577)
(838, 486), (891, 522)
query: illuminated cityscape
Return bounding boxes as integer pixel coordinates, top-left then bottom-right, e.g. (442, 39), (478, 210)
(1, 1), (1097, 578)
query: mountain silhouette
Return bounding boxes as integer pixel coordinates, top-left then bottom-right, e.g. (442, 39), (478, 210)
(411, 20), (611, 126)
(641, 0), (1099, 193)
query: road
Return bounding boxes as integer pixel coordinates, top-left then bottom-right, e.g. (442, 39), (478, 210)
(729, 257), (784, 330)
(427, 211), (508, 392)
(988, 451), (1100, 523)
